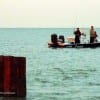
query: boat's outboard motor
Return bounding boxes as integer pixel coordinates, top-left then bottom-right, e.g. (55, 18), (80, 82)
(51, 34), (58, 46)
(59, 35), (65, 43)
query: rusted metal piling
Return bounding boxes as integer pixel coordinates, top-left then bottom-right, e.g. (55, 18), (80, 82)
(0, 56), (26, 97)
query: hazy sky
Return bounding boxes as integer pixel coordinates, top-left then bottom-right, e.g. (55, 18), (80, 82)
(0, 0), (100, 28)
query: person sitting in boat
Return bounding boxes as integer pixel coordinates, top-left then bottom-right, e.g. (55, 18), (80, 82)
(74, 28), (82, 44)
(90, 26), (98, 43)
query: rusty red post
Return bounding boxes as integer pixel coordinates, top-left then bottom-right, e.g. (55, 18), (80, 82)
(0, 56), (4, 95)
(0, 56), (26, 97)
(15, 57), (26, 97)
(3, 56), (12, 96)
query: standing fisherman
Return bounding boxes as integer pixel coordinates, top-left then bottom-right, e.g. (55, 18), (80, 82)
(90, 26), (98, 43)
(74, 28), (81, 44)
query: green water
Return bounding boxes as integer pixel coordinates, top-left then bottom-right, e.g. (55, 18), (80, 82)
(0, 28), (100, 100)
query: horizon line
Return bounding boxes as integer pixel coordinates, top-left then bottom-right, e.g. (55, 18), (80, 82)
(0, 27), (100, 28)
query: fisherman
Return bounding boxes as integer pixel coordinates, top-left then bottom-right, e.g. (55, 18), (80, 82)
(74, 28), (81, 44)
(90, 26), (98, 43)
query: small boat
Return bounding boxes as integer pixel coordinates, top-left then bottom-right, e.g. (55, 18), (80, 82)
(48, 34), (100, 48)
(48, 42), (100, 48)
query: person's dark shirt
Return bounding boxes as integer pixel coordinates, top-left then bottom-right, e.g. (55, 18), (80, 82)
(74, 30), (81, 37)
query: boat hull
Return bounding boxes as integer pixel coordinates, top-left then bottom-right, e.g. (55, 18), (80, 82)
(48, 42), (100, 48)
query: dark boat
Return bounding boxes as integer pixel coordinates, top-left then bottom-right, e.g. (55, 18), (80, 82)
(48, 42), (100, 48)
(48, 33), (100, 48)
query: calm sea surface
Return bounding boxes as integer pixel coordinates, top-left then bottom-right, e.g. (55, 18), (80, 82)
(0, 28), (100, 100)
